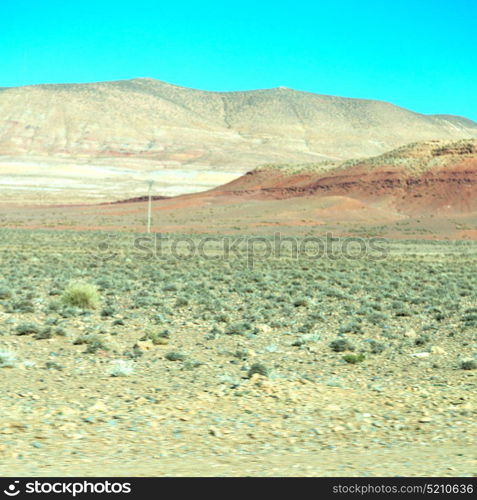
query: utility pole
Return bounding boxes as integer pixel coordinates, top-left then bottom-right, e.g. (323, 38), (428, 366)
(146, 180), (154, 233)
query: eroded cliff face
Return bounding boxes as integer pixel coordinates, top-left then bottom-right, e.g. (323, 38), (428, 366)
(212, 140), (477, 214)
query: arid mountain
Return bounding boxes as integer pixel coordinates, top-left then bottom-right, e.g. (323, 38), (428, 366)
(1, 78), (476, 170)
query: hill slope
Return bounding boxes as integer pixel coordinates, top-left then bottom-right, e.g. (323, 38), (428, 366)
(1, 78), (476, 169)
(213, 139), (477, 214)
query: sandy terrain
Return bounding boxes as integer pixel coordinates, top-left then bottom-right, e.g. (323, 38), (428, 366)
(0, 231), (475, 476)
(0, 157), (242, 203)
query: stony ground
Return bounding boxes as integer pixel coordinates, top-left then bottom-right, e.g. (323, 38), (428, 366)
(3, 191), (477, 241)
(0, 230), (475, 476)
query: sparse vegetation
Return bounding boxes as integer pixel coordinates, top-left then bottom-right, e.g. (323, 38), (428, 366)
(460, 358), (477, 370)
(15, 322), (40, 335)
(0, 229), (476, 476)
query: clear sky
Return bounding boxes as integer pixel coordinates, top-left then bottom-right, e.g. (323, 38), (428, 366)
(2, 0), (476, 120)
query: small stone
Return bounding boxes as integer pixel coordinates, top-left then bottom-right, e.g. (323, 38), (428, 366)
(136, 340), (154, 351)
(419, 417), (432, 423)
(258, 324), (272, 334)
(209, 427), (222, 437)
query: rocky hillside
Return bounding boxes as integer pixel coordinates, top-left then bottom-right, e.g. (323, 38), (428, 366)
(213, 139), (477, 214)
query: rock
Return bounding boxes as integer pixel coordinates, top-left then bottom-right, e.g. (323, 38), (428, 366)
(136, 340), (154, 351)
(257, 324), (272, 334)
(209, 427), (222, 437)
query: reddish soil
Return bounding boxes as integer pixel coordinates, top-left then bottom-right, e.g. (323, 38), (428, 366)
(211, 159), (477, 215)
(2, 140), (476, 239)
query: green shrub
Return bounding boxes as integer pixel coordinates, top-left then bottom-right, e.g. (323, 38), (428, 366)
(329, 338), (354, 352)
(225, 321), (258, 336)
(369, 340), (385, 354)
(61, 281), (100, 309)
(342, 353), (365, 364)
(415, 335), (429, 346)
(247, 362), (270, 378)
(83, 338), (108, 354)
(165, 351), (186, 361)
(175, 297), (189, 307)
(15, 323), (40, 335)
(101, 306), (116, 317)
(140, 329), (169, 345)
(34, 327), (53, 340)
(293, 297), (309, 307)
(460, 358), (477, 370)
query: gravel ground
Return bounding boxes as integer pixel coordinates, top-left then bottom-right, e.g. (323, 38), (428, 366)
(0, 230), (475, 476)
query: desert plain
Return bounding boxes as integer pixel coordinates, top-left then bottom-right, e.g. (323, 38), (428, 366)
(0, 79), (476, 476)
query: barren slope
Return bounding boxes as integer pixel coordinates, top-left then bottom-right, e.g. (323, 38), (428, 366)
(1, 78), (476, 170)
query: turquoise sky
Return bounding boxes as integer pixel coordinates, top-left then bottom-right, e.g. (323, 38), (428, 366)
(2, 0), (476, 120)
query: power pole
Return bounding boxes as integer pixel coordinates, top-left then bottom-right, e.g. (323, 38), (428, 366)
(146, 180), (154, 233)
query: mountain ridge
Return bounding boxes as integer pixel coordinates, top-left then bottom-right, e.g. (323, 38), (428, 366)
(1, 77), (476, 170)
